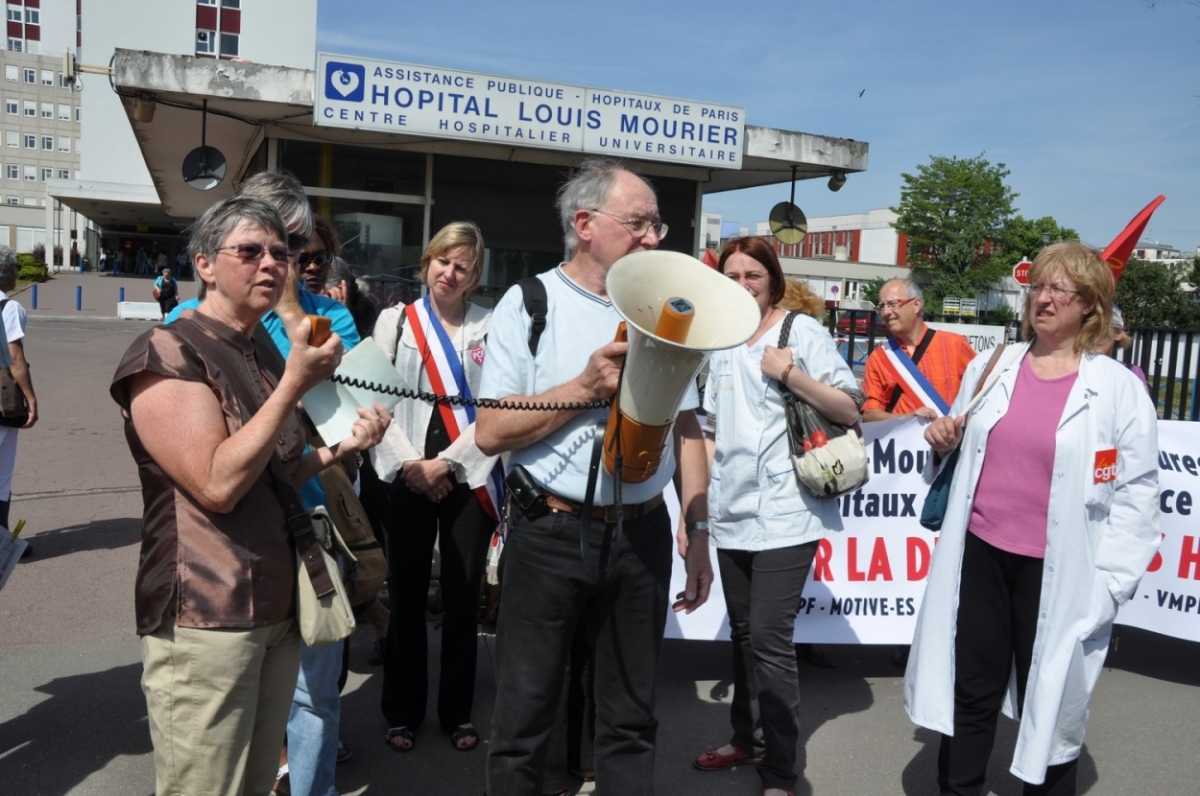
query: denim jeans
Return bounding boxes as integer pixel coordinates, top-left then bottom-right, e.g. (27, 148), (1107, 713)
(286, 629), (345, 795)
(486, 502), (672, 796)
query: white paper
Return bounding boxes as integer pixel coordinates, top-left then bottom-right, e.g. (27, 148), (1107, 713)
(304, 342), (409, 446)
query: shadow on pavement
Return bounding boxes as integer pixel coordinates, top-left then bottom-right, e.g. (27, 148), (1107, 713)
(901, 724), (1099, 795)
(0, 662), (151, 795)
(657, 640), (878, 796)
(18, 517), (140, 562)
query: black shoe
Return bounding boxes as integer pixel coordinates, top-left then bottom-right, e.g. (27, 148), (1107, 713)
(796, 643), (836, 669)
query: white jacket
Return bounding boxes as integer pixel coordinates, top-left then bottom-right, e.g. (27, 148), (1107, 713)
(904, 343), (1160, 784)
(368, 301), (498, 487)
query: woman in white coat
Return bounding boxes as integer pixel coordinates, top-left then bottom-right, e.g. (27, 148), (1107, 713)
(694, 237), (861, 796)
(905, 241), (1160, 796)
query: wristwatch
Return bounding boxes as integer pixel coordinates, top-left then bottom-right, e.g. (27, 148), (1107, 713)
(685, 521), (710, 535)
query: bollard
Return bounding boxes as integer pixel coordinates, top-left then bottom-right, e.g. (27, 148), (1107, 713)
(119, 287), (125, 303)
(31, 284), (37, 309)
(75, 285), (82, 312)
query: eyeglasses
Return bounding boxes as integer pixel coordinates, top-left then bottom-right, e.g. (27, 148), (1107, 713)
(216, 243), (290, 264)
(588, 208), (668, 240)
(299, 250), (333, 269)
(1028, 283), (1079, 301)
(878, 297), (918, 311)
(725, 270), (768, 284)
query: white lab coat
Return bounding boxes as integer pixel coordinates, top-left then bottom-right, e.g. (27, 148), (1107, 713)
(904, 343), (1160, 785)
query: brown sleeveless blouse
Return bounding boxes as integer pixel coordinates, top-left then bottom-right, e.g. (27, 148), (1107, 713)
(110, 311), (306, 635)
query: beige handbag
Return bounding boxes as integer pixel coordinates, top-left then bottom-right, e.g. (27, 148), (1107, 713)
(294, 506), (356, 647)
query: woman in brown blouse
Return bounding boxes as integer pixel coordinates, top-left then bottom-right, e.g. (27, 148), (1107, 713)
(110, 195), (389, 796)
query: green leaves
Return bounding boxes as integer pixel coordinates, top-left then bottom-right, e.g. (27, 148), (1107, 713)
(1115, 257), (1200, 329)
(891, 153), (1018, 280)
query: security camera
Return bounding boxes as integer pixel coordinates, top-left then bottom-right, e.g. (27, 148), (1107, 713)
(828, 172), (847, 192)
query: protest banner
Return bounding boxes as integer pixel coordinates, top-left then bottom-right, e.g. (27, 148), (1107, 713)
(665, 417), (1199, 646)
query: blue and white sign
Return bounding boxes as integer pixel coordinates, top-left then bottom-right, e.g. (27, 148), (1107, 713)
(314, 53), (745, 170)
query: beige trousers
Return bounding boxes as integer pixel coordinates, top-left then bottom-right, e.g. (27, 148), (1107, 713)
(140, 614), (300, 796)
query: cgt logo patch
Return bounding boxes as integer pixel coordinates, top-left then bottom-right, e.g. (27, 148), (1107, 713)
(324, 61), (365, 102)
(1094, 448), (1117, 484)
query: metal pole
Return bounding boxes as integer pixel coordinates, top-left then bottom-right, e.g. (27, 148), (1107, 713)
(31, 284), (37, 309)
(119, 286), (125, 303)
(75, 285), (81, 311)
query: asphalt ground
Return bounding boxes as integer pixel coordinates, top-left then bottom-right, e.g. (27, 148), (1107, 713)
(1, 277), (1198, 795)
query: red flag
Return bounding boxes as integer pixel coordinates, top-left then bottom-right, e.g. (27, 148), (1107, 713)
(701, 249), (720, 269)
(1102, 195), (1165, 285)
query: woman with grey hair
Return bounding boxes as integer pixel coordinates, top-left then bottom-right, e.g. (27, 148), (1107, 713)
(110, 194), (389, 796)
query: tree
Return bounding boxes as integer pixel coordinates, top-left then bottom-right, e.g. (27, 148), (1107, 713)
(892, 154), (1018, 306)
(1114, 258), (1200, 329)
(994, 215), (1080, 272)
(860, 277), (887, 305)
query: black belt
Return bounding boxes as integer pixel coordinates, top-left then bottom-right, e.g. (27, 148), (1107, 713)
(544, 492), (665, 524)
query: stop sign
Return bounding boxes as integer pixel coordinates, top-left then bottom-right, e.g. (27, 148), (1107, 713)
(1013, 259), (1032, 285)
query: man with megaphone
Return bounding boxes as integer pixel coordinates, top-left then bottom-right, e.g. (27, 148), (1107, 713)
(475, 158), (717, 796)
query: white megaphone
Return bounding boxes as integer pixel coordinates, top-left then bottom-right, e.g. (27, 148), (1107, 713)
(603, 250), (761, 482)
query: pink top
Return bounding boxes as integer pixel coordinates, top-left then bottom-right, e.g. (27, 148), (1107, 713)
(968, 356), (1078, 558)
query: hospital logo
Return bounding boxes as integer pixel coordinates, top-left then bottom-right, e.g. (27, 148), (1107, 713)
(325, 61), (365, 103)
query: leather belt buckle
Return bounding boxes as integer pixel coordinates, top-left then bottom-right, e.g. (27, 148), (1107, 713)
(601, 504), (622, 524)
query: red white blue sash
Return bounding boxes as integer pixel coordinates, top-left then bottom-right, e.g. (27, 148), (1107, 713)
(879, 335), (951, 416)
(405, 297), (505, 523)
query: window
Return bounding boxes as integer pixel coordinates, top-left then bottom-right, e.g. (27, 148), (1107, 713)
(219, 33), (239, 58)
(8, 39), (22, 53)
(40, 167), (50, 181)
(58, 72), (67, 87)
(40, 102), (51, 119)
(24, 8), (37, 24)
(221, 0), (240, 7)
(5, 6), (19, 22)
(57, 168), (68, 179)
(22, 164), (34, 181)
(198, 0), (217, 5)
(73, 169), (80, 180)
(57, 136), (68, 152)
(5, 131), (15, 147)
(22, 68), (34, 84)
(22, 100), (34, 117)
(58, 104), (68, 120)
(74, 106), (80, 122)
(3, 65), (15, 82)
(22, 196), (34, 205)
(4, 99), (15, 115)
(41, 135), (52, 151)
(40, 70), (52, 86)
(23, 133), (34, 148)
(196, 29), (215, 55)
(5, 197), (15, 206)
(74, 137), (80, 154)
(4, 164), (15, 180)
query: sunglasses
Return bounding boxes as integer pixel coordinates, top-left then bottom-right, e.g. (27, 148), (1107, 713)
(287, 233), (309, 253)
(216, 243), (290, 264)
(299, 250), (334, 269)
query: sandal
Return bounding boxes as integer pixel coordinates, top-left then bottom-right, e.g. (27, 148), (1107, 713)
(385, 726), (415, 753)
(450, 724), (480, 752)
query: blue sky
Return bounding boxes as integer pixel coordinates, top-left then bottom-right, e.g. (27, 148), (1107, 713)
(317, 0), (1200, 253)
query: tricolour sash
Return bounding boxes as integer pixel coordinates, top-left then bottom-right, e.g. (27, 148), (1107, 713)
(405, 297), (505, 523)
(878, 333), (951, 416)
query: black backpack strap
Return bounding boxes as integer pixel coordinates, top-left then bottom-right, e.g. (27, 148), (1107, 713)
(884, 328), (937, 413)
(518, 277), (547, 356)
